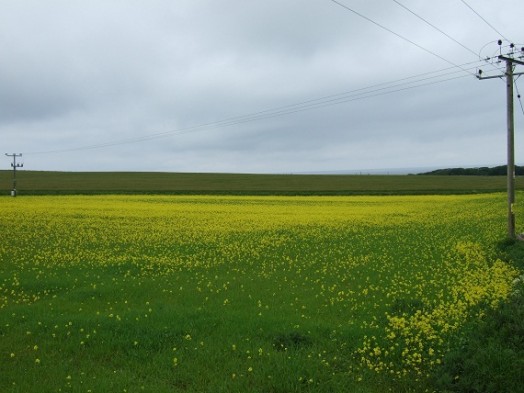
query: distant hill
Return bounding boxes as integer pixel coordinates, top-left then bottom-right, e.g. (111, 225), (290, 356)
(419, 165), (524, 176)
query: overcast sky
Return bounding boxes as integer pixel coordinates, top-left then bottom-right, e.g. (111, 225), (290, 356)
(1, 0), (524, 173)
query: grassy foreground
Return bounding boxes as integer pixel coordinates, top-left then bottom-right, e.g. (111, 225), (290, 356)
(1, 170), (523, 195)
(0, 193), (522, 392)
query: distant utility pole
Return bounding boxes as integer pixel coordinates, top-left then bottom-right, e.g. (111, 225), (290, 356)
(477, 41), (524, 239)
(5, 153), (23, 197)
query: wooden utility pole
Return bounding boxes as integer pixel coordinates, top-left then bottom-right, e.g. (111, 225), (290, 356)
(503, 57), (516, 238)
(478, 44), (524, 239)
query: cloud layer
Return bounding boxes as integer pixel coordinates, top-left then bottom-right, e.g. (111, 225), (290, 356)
(1, 0), (523, 173)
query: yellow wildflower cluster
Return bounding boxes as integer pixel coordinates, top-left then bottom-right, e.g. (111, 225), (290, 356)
(358, 242), (519, 379)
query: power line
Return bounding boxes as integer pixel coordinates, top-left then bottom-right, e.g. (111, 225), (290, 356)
(391, 0), (478, 57)
(458, 0), (511, 43)
(26, 62), (480, 156)
(201, 59), (483, 128)
(328, 0), (475, 76)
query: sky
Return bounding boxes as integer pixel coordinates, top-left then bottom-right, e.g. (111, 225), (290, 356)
(1, 0), (524, 173)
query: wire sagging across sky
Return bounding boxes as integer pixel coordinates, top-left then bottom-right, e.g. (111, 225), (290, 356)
(328, 0), (476, 76)
(25, 60), (485, 156)
(391, 0), (478, 57)
(458, 0), (512, 43)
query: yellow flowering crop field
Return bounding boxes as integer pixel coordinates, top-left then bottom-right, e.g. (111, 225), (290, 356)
(0, 194), (521, 392)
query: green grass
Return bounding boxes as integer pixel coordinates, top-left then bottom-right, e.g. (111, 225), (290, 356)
(1, 194), (522, 392)
(1, 170), (522, 195)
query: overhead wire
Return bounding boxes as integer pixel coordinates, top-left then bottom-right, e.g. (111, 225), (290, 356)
(391, 0), (479, 58)
(25, 59), (484, 156)
(328, 0), (476, 76)
(458, 0), (512, 43)
(391, 1), (506, 79)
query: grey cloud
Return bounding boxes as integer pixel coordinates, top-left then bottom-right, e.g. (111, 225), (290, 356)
(0, 0), (523, 173)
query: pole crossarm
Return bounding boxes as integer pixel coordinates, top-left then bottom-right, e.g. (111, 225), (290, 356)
(499, 55), (524, 66)
(477, 72), (524, 80)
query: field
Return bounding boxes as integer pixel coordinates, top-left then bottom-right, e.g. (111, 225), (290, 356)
(1, 193), (522, 392)
(2, 170), (524, 195)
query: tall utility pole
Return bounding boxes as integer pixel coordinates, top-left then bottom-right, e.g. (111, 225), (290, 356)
(5, 153), (23, 197)
(478, 42), (524, 239)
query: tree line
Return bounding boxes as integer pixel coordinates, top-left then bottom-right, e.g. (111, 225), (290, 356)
(419, 165), (524, 176)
